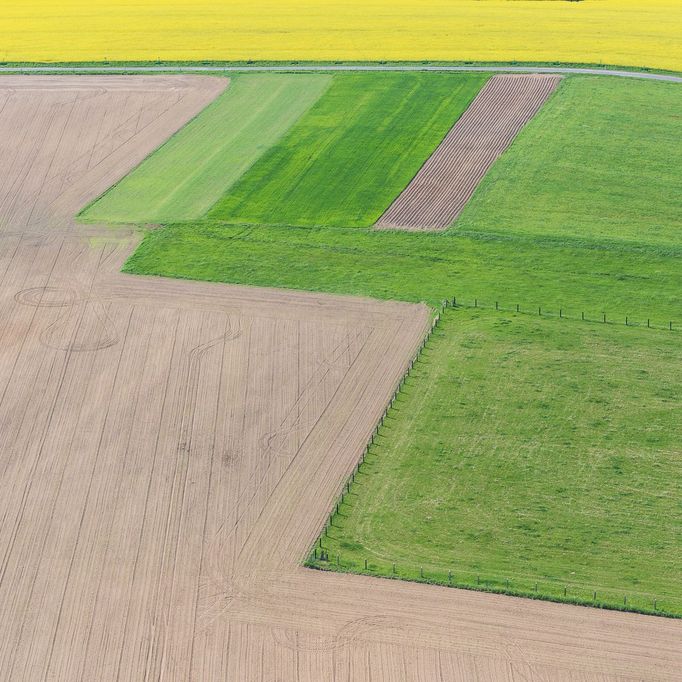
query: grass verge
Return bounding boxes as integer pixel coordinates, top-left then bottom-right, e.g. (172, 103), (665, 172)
(2, 60), (681, 79)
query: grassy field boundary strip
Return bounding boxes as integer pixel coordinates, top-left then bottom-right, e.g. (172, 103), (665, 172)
(208, 73), (488, 227)
(124, 223), (682, 320)
(306, 305), (682, 618)
(79, 74), (331, 224)
(1, 61), (681, 78)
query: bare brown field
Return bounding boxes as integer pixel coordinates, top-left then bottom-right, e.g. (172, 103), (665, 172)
(0, 76), (679, 681)
(376, 74), (562, 231)
(0, 76), (228, 231)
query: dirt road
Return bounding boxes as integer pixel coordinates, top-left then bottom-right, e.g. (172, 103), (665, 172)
(0, 75), (679, 681)
(3, 64), (682, 84)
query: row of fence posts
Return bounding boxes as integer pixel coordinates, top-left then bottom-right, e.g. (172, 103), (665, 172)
(317, 303), (447, 548)
(451, 296), (676, 331)
(311, 548), (665, 614)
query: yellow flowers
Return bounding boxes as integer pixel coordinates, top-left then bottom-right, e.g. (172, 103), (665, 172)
(2, 1), (680, 72)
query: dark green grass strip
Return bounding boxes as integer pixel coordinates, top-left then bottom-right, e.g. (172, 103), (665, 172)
(308, 308), (682, 618)
(208, 73), (487, 227)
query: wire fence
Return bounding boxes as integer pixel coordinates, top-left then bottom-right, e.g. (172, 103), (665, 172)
(447, 295), (677, 332)
(306, 550), (680, 619)
(315, 303), (446, 533)
(305, 300), (680, 620)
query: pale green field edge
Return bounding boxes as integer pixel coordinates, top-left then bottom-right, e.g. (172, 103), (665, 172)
(79, 73), (332, 224)
(307, 304), (681, 619)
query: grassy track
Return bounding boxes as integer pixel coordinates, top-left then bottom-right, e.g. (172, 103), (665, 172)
(455, 77), (682, 246)
(209, 73), (486, 227)
(124, 223), (682, 322)
(80, 74), (330, 223)
(311, 309), (682, 616)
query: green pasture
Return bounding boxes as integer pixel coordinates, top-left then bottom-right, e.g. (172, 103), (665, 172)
(80, 74), (330, 223)
(309, 309), (682, 616)
(455, 77), (682, 246)
(209, 73), (487, 227)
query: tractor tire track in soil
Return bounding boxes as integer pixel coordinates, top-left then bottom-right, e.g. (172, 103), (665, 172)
(0, 75), (678, 681)
(377, 74), (561, 231)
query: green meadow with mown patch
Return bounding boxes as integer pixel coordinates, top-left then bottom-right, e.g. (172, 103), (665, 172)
(309, 308), (681, 617)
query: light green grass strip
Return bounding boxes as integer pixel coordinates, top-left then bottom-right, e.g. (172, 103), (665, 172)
(455, 77), (682, 247)
(314, 309), (682, 616)
(80, 74), (331, 223)
(209, 73), (487, 227)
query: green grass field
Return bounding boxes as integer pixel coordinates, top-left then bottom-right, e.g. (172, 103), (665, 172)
(455, 77), (682, 246)
(115, 72), (682, 616)
(80, 74), (330, 223)
(310, 309), (682, 616)
(208, 73), (487, 227)
(125, 223), (682, 322)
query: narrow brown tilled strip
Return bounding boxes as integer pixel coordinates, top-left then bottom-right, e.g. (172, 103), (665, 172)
(376, 74), (562, 231)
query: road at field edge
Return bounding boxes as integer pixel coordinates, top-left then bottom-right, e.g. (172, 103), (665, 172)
(1, 64), (682, 83)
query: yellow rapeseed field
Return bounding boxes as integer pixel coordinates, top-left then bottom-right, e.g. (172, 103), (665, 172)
(2, 1), (680, 72)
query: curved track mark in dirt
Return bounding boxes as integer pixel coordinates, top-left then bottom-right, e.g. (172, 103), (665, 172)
(15, 286), (77, 308)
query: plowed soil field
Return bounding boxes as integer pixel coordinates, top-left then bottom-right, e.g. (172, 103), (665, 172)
(0, 76), (679, 682)
(377, 74), (562, 231)
(0, 76), (227, 231)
